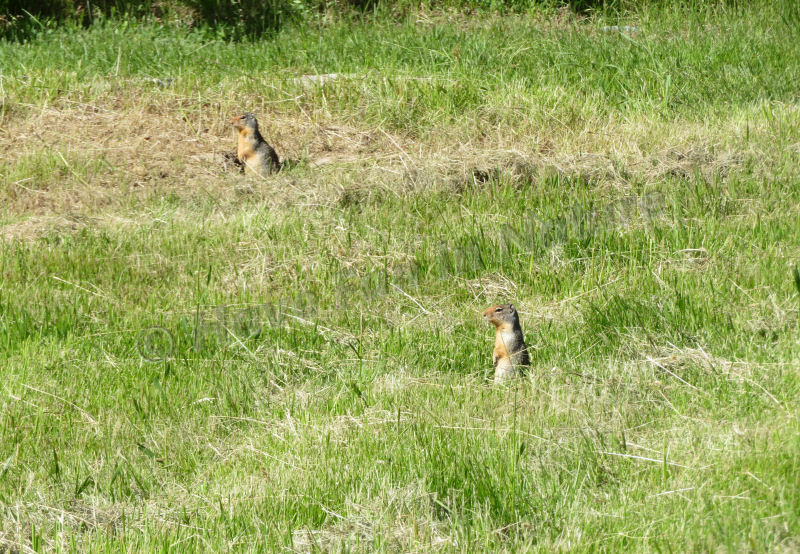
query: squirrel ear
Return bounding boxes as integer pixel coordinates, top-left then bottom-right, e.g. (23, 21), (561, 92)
(508, 303), (514, 310)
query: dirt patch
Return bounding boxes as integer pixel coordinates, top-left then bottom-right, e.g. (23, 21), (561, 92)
(1, 90), (757, 239)
(0, 95), (400, 221)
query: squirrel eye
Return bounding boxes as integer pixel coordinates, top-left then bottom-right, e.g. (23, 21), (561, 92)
(495, 307), (502, 312)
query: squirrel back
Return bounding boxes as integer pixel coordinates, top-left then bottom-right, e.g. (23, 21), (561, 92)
(231, 113), (280, 176)
(483, 303), (530, 381)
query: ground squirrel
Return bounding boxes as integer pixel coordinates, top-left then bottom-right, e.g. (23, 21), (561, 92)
(483, 303), (530, 381)
(231, 113), (281, 176)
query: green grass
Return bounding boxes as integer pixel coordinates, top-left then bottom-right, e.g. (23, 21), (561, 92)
(1, 1), (800, 551)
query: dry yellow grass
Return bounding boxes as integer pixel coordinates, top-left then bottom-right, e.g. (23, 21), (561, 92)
(2, 7), (800, 549)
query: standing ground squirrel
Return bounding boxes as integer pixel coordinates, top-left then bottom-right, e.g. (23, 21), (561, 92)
(231, 113), (281, 176)
(483, 303), (530, 381)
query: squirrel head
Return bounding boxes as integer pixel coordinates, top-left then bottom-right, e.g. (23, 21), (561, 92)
(483, 303), (520, 329)
(231, 113), (259, 132)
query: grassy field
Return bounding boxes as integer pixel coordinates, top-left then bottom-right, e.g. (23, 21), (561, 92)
(1, 1), (800, 551)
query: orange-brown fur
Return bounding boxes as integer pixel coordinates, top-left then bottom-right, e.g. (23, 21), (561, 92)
(483, 303), (530, 380)
(230, 113), (280, 176)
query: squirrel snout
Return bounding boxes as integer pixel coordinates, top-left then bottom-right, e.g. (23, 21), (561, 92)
(231, 114), (249, 127)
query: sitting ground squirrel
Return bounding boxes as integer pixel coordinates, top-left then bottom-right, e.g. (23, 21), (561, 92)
(231, 113), (281, 176)
(483, 303), (530, 381)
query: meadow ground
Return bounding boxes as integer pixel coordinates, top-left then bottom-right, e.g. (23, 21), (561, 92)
(1, 2), (800, 551)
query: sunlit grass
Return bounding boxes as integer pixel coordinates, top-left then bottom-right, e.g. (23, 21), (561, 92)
(1, 1), (799, 551)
